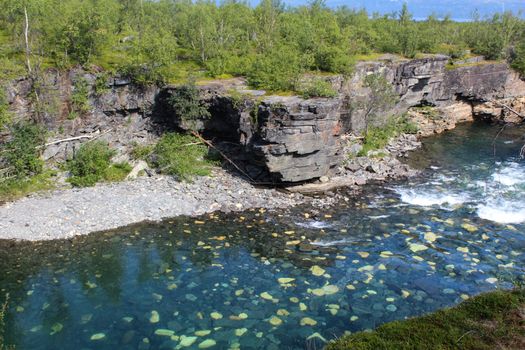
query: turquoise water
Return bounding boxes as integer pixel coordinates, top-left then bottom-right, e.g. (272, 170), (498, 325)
(1, 122), (524, 349)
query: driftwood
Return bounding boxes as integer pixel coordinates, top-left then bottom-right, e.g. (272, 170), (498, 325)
(44, 135), (95, 147)
(42, 129), (112, 148)
(490, 99), (525, 119)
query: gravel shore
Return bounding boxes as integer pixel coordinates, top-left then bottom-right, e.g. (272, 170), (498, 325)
(0, 170), (306, 241)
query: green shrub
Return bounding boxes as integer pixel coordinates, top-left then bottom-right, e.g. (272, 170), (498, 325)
(358, 115), (418, 156)
(70, 77), (91, 115)
(168, 80), (210, 130)
(1, 122), (46, 178)
(130, 143), (154, 161)
(120, 64), (159, 86)
(296, 78), (338, 99)
(94, 73), (111, 95)
(152, 133), (215, 181)
(0, 89), (11, 130)
(0, 171), (55, 203)
(104, 162), (132, 182)
(66, 141), (130, 187)
(511, 41), (525, 76)
(247, 45), (310, 92)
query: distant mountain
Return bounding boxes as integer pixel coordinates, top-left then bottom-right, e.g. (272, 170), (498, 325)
(281, 0), (525, 21)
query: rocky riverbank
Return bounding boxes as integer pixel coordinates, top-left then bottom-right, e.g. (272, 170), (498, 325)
(0, 169), (303, 241)
(0, 130), (424, 241)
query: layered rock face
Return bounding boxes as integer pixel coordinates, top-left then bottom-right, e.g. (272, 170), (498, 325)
(4, 58), (525, 183)
(244, 57), (525, 182)
(250, 96), (343, 182)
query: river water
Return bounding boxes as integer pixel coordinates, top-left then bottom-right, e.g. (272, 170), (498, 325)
(1, 122), (524, 349)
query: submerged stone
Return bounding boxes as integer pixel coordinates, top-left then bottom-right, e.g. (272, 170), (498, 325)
(90, 333), (106, 341)
(310, 265), (326, 276)
(179, 335), (198, 347)
(300, 317), (317, 326)
(235, 328), (248, 337)
(210, 312), (223, 320)
(155, 329), (174, 337)
(149, 311), (160, 323)
(461, 223), (478, 232)
(268, 316), (283, 326)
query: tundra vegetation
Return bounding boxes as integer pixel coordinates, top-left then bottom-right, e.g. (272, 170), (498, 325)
(326, 288), (525, 350)
(0, 0), (523, 87)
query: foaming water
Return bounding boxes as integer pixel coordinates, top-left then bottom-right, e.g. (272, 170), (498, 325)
(395, 188), (469, 208)
(477, 201), (525, 224)
(396, 125), (525, 224)
(491, 162), (525, 186)
(295, 220), (333, 229)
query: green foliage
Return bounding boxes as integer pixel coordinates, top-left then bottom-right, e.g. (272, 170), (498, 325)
(358, 115), (418, 156)
(130, 143), (154, 161)
(0, 89), (11, 130)
(361, 73), (399, 135)
(151, 133), (214, 181)
(326, 289), (525, 350)
(94, 73), (111, 95)
(247, 45), (310, 91)
(0, 1), (523, 92)
(0, 171), (55, 203)
(1, 122), (46, 179)
(70, 78), (90, 115)
(511, 40), (525, 76)
(66, 141), (130, 187)
(296, 78), (338, 99)
(414, 105), (442, 120)
(168, 80), (210, 130)
(104, 162), (132, 182)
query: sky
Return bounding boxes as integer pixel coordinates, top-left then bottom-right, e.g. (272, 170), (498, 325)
(278, 0), (525, 21)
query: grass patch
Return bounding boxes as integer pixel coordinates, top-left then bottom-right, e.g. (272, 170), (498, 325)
(0, 171), (56, 203)
(412, 105), (442, 120)
(446, 60), (504, 70)
(151, 133), (215, 181)
(358, 115), (418, 157)
(130, 143), (154, 161)
(296, 78), (338, 99)
(1, 122), (47, 178)
(66, 141), (131, 187)
(326, 288), (525, 350)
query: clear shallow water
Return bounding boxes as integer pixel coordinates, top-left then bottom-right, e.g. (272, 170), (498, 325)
(1, 122), (525, 350)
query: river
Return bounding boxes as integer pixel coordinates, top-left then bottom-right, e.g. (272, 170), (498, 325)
(1, 121), (524, 349)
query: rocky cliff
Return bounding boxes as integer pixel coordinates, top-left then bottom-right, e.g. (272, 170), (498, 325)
(242, 57), (525, 182)
(4, 57), (525, 183)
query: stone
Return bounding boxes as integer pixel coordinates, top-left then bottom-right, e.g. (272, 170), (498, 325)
(179, 336), (198, 347)
(268, 316), (283, 326)
(300, 317), (317, 326)
(149, 311), (160, 323)
(90, 333), (106, 341)
(126, 160), (150, 179)
(210, 312), (223, 320)
(310, 265), (326, 276)
(198, 339), (217, 349)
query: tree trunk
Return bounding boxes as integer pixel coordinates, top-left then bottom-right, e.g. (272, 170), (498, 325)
(24, 6), (32, 75)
